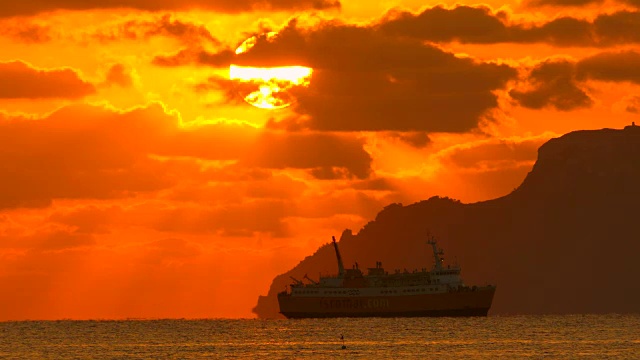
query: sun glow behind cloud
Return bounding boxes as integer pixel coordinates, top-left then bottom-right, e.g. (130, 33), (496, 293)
(230, 31), (313, 109)
(229, 65), (313, 109)
(229, 66), (312, 84)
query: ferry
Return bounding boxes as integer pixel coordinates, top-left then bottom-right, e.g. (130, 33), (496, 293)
(277, 235), (496, 318)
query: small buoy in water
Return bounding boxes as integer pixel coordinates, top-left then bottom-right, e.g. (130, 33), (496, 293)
(341, 345), (347, 350)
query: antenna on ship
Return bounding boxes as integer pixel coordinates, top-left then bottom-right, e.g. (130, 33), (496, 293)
(332, 236), (346, 277)
(426, 231), (444, 271)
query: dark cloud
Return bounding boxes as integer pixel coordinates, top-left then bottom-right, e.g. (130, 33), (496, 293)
(511, 50), (640, 110)
(378, 5), (511, 43)
(233, 19), (516, 132)
(383, 132), (431, 148)
(0, 0), (341, 18)
(525, 0), (640, 7)
(152, 47), (234, 67)
(0, 103), (374, 209)
(510, 59), (593, 111)
(0, 61), (95, 99)
(0, 22), (51, 43)
(523, 16), (594, 46)
(377, 5), (640, 47)
(193, 76), (243, 105)
(576, 50), (640, 84)
(93, 14), (219, 45)
(351, 178), (396, 191)
(593, 11), (640, 45)
(0, 103), (263, 209)
(241, 132), (372, 179)
(105, 64), (133, 87)
(525, 0), (603, 6)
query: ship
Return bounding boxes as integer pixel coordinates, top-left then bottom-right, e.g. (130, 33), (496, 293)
(277, 235), (496, 318)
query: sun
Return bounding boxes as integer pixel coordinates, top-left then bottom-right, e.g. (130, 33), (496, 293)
(230, 33), (313, 109)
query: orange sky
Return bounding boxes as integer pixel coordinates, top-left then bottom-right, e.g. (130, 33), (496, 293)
(1, 0), (639, 320)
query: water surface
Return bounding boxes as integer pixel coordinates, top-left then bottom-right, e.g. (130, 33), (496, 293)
(1, 315), (638, 359)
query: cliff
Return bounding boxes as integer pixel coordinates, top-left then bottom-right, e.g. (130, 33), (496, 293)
(254, 125), (640, 318)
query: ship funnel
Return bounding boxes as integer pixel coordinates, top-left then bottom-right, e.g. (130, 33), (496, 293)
(331, 236), (346, 276)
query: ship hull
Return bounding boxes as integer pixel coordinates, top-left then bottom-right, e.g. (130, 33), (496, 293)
(281, 308), (489, 318)
(278, 286), (495, 319)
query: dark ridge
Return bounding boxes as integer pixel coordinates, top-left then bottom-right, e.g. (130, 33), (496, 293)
(254, 125), (640, 318)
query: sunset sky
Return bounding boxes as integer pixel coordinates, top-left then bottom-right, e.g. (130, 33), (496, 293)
(1, 0), (639, 320)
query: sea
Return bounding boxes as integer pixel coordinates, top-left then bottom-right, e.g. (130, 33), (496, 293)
(0, 315), (638, 359)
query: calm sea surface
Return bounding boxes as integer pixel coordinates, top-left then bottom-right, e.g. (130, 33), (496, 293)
(1, 315), (638, 359)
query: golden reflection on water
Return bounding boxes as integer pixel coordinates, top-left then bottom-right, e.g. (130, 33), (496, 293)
(0, 315), (638, 359)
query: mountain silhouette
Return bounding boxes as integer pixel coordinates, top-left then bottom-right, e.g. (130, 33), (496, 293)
(253, 125), (640, 318)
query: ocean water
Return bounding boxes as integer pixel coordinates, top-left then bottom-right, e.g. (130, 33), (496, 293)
(0, 315), (638, 359)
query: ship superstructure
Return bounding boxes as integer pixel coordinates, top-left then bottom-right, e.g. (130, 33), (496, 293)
(277, 235), (496, 318)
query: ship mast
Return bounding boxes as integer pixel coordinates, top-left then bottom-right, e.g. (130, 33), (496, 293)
(427, 234), (444, 271)
(331, 236), (345, 276)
